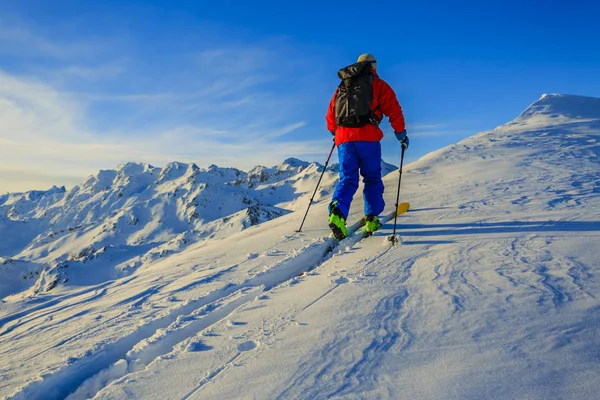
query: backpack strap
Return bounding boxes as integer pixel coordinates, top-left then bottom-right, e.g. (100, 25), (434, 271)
(369, 107), (381, 126)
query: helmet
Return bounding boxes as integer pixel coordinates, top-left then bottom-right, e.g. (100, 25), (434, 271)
(357, 53), (377, 70)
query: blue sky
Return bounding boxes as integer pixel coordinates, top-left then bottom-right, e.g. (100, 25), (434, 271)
(1, 0), (599, 192)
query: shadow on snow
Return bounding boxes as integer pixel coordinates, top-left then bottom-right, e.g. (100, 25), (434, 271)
(395, 220), (600, 237)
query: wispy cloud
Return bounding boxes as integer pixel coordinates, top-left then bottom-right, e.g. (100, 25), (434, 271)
(0, 71), (85, 142)
(63, 61), (126, 80)
(0, 20), (332, 193)
(197, 47), (272, 74)
(0, 19), (112, 61)
(410, 123), (448, 130)
(407, 123), (452, 137)
(261, 121), (309, 140)
(75, 92), (180, 103)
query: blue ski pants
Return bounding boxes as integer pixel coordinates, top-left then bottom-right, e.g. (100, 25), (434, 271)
(331, 141), (385, 219)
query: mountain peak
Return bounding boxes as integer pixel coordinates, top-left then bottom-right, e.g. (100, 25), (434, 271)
(281, 158), (311, 169)
(115, 162), (156, 179)
(515, 93), (600, 123)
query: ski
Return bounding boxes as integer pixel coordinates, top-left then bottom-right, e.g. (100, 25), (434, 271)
(301, 202), (411, 277)
(362, 202), (410, 238)
(334, 201), (410, 240)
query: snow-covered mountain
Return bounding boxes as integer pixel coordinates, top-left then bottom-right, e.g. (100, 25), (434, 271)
(1, 94), (599, 400)
(0, 157), (396, 299)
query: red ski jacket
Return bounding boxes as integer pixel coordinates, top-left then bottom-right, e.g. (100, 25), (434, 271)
(326, 69), (406, 146)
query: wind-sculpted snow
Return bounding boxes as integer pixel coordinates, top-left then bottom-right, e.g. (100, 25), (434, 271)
(1, 94), (600, 399)
(277, 258), (415, 399)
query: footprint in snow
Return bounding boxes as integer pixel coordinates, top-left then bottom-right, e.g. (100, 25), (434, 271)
(262, 250), (283, 257)
(333, 276), (350, 284)
(227, 320), (248, 327)
(237, 340), (258, 352)
(185, 341), (212, 352)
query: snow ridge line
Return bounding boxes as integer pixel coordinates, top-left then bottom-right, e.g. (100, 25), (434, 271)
(7, 229), (360, 400)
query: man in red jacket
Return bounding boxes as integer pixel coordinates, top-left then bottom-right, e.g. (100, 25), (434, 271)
(326, 53), (408, 239)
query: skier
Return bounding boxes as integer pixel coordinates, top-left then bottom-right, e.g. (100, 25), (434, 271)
(326, 53), (409, 239)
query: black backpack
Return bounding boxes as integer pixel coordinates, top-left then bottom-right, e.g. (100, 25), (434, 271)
(334, 61), (379, 128)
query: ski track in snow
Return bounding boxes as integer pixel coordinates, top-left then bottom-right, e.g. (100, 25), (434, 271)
(66, 287), (263, 400)
(7, 284), (259, 399)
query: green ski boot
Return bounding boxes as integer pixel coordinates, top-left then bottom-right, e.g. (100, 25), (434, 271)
(363, 215), (382, 237)
(328, 201), (348, 240)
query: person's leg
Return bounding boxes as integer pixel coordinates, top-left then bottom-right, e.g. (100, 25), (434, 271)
(330, 142), (360, 219)
(357, 141), (385, 217)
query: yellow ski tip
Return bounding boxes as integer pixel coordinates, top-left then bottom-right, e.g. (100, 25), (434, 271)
(396, 202), (410, 216)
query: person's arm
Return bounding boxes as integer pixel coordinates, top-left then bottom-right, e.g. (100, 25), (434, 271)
(377, 80), (406, 133)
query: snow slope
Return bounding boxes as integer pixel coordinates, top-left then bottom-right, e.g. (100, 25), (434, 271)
(1, 94), (599, 399)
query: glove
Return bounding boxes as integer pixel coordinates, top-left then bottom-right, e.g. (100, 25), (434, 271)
(395, 130), (409, 150)
(330, 131), (335, 137)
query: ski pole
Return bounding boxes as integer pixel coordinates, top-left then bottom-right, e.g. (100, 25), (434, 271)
(389, 144), (406, 244)
(296, 140), (336, 233)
